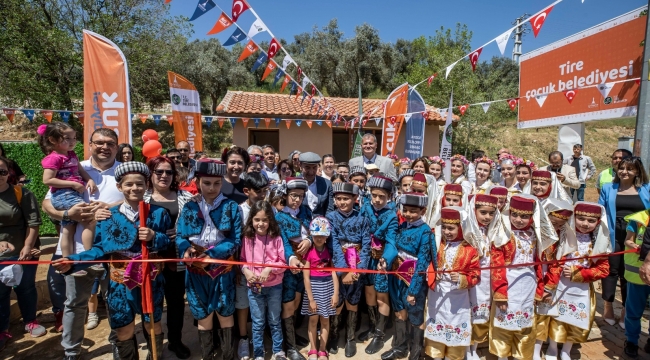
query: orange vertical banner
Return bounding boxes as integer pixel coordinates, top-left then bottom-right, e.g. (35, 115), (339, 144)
(381, 83), (409, 156)
(83, 30), (132, 159)
(168, 71), (203, 156)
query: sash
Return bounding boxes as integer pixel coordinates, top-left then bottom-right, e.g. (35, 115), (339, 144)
(186, 243), (234, 279)
(392, 251), (417, 286)
(371, 235), (385, 259)
(110, 253), (162, 290)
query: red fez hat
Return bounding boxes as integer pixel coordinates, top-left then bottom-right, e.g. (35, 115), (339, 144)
(488, 186), (508, 198)
(444, 184), (463, 196)
(510, 196), (535, 214)
(475, 194), (498, 208)
(550, 209), (573, 220)
(532, 170), (552, 181)
(441, 208), (461, 224)
(574, 203), (602, 218)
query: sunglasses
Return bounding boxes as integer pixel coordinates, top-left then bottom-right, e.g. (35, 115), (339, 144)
(178, 149), (189, 152)
(154, 169), (174, 176)
(281, 167), (292, 172)
(167, 156), (181, 160)
(91, 140), (117, 148)
(0, 169), (8, 176)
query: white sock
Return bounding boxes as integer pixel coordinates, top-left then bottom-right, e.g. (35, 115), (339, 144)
(498, 357), (509, 360)
(560, 342), (574, 360)
(471, 342), (479, 357)
(547, 338), (559, 357)
(465, 346), (472, 360)
(534, 340), (543, 360)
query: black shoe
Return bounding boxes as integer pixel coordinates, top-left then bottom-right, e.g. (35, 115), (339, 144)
(645, 341), (650, 353)
(282, 317), (306, 360)
(358, 305), (378, 342)
(115, 336), (138, 360)
(365, 314), (387, 354)
(198, 329), (215, 360)
(327, 314), (340, 354)
(145, 332), (163, 360)
(219, 327), (235, 360)
(344, 310), (358, 358)
(408, 326), (424, 360)
(63, 356), (80, 360)
(625, 340), (639, 358)
(380, 319), (408, 360)
(168, 341), (191, 359)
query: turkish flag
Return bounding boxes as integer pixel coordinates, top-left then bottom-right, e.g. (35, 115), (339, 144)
(530, 6), (553, 38)
(459, 104), (469, 115)
(207, 12), (233, 35)
(267, 38), (281, 59)
(231, 0), (249, 22)
(564, 89), (578, 104)
(237, 40), (258, 62)
(427, 73), (437, 87)
(508, 98), (519, 111)
(297, 66), (302, 81)
(262, 61), (276, 81)
(469, 48), (482, 72)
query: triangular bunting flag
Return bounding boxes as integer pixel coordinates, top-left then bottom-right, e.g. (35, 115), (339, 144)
(564, 89), (578, 104)
(261, 60), (276, 81)
(285, 120), (291, 129)
(167, 115), (174, 126)
(251, 53), (268, 72)
(280, 76), (291, 92)
(205, 116), (213, 127)
(275, 118), (281, 127)
(254, 118), (260, 128)
(237, 40), (258, 62)
(295, 120), (302, 127)
(310, 99), (316, 112)
(190, 0), (216, 21)
(597, 83), (615, 98)
(267, 38), (281, 59)
(241, 118), (249, 128)
(282, 54), (294, 70)
(247, 18), (267, 38)
(427, 73), (437, 87)
(316, 120), (322, 126)
(218, 118), (225, 128)
(375, 118), (381, 126)
(223, 27), (246, 46)
(301, 76), (310, 90)
(403, 114), (412, 123)
(273, 69), (284, 87)
(231, 0), (249, 22)
(530, 6), (554, 38)
(469, 47), (483, 72)
(534, 94), (548, 108)
(207, 12), (233, 35)
(41, 110), (53, 123)
(301, 91), (307, 105)
(139, 113), (148, 123)
(326, 120), (332, 128)
(264, 118), (271, 128)
(496, 28), (513, 56)
(229, 118), (237, 128)
(508, 98), (519, 111)
(153, 114), (161, 126)
(74, 111), (84, 122)
(296, 67), (302, 81)
(481, 102), (490, 113)
(459, 104), (469, 115)
(636, 79), (641, 85)
(446, 60), (460, 79)
(23, 109), (35, 122)
(60, 111), (71, 123)
(2, 109), (15, 122)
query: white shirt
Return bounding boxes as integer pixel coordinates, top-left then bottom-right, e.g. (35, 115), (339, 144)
(239, 201), (252, 225)
(364, 154), (378, 164)
(189, 195), (226, 248)
(306, 179), (318, 211)
(264, 164), (280, 182)
(53, 159), (124, 255)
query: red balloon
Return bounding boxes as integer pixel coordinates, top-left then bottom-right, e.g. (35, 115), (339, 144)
(142, 140), (162, 158)
(142, 129), (159, 143)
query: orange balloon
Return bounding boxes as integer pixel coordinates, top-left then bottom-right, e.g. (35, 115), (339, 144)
(142, 129), (159, 143)
(142, 140), (162, 158)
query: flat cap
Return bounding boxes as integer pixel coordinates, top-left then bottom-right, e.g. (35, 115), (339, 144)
(299, 152), (321, 164)
(115, 161), (150, 183)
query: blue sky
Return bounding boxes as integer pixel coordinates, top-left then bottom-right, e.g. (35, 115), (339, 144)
(170, 0), (648, 62)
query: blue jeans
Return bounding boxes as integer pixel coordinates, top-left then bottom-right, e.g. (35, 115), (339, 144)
(0, 263), (38, 331)
(625, 282), (650, 344)
(47, 255), (66, 313)
(51, 188), (85, 226)
(247, 284), (283, 357)
(571, 184), (586, 202)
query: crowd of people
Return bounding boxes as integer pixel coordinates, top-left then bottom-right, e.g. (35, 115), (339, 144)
(2, 128), (650, 360)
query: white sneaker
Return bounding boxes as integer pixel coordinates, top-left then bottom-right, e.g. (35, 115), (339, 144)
(254, 357), (264, 360)
(70, 269), (88, 277)
(271, 352), (287, 360)
(86, 312), (99, 330)
(237, 338), (250, 360)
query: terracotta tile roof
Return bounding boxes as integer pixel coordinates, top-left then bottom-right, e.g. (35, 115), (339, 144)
(216, 91), (458, 125)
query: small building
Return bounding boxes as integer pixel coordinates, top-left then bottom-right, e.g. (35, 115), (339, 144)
(216, 90), (458, 161)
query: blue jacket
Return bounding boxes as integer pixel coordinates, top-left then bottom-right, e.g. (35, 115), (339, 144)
(599, 182), (650, 248)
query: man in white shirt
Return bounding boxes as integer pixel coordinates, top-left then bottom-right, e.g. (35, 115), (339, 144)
(47, 128), (124, 359)
(348, 133), (397, 181)
(262, 144), (279, 182)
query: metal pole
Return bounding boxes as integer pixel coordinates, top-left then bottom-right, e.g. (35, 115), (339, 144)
(512, 17), (523, 63)
(634, 6), (650, 167)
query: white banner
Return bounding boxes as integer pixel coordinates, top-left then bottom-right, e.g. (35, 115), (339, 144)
(535, 94), (548, 108)
(445, 60), (460, 79)
(282, 54), (294, 70)
(247, 18), (267, 38)
(440, 92), (454, 182)
(481, 102), (491, 113)
(597, 82), (615, 98)
(496, 28), (513, 56)
(301, 76), (310, 90)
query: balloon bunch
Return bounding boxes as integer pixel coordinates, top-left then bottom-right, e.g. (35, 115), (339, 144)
(141, 129), (162, 158)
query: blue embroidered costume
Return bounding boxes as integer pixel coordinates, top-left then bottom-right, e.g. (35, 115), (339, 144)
(176, 196), (241, 320)
(360, 201), (398, 293)
(67, 205), (171, 329)
(275, 205), (313, 303)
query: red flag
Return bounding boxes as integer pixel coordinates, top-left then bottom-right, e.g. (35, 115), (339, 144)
(427, 73), (437, 87)
(459, 104), (469, 115)
(218, 118), (225, 128)
(138, 201), (153, 314)
(295, 86), (302, 100)
(207, 12), (233, 35)
(530, 6), (553, 38)
(311, 84), (316, 97)
(41, 110), (53, 123)
(280, 76), (291, 92)
(242, 118), (249, 128)
(563, 89), (578, 104)
(508, 98), (519, 111)
(285, 120), (291, 129)
(2, 109), (15, 122)
(306, 120), (313, 128)
(237, 40), (258, 62)
(636, 79), (641, 85)
(389, 116), (397, 125)
(267, 38), (281, 59)
(297, 66), (302, 81)
(326, 120), (332, 128)
(469, 48), (482, 72)
(422, 111), (429, 120)
(261, 61), (276, 81)
(231, 0), (249, 22)
(139, 114), (148, 123)
(264, 118), (271, 128)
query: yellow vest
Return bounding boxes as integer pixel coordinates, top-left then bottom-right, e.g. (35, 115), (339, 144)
(624, 210), (649, 285)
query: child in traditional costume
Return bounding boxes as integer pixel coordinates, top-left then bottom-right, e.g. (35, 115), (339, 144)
(545, 202), (610, 360)
(424, 207), (481, 360)
(380, 193), (435, 360)
(359, 174), (398, 355)
(534, 198), (576, 360)
(176, 159), (242, 360)
(490, 194), (558, 360)
(529, 170), (572, 205)
(348, 166), (368, 210)
(326, 182), (371, 357)
(398, 169), (415, 196)
(275, 177), (313, 360)
(487, 185), (509, 212)
(467, 194), (510, 360)
(57, 162), (171, 360)
(410, 172), (428, 194)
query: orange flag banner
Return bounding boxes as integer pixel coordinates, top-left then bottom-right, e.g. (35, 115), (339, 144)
(262, 61), (276, 81)
(264, 118), (271, 128)
(381, 83), (409, 156)
(285, 120), (291, 129)
(2, 109), (15, 122)
(218, 117), (225, 128)
(139, 114), (148, 123)
(241, 118), (249, 128)
(280, 76), (291, 93)
(326, 120), (332, 128)
(167, 115), (174, 126)
(83, 30), (132, 159)
(168, 71), (203, 156)
(41, 110), (53, 123)
(237, 40), (258, 62)
(207, 12), (233, 35)
(306, 120), (312, 128)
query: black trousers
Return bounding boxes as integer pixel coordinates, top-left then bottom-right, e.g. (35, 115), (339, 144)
(163, 267), (187, 344)
(602, 222), (627, 305)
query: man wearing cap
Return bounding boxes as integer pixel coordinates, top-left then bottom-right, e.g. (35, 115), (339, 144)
(349, 133), (397, 181)
(299, 152), (334, 216)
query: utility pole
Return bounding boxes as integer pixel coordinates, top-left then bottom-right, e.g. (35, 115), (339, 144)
(634, 6), (650, 166)
(512, 14), (530, 63)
